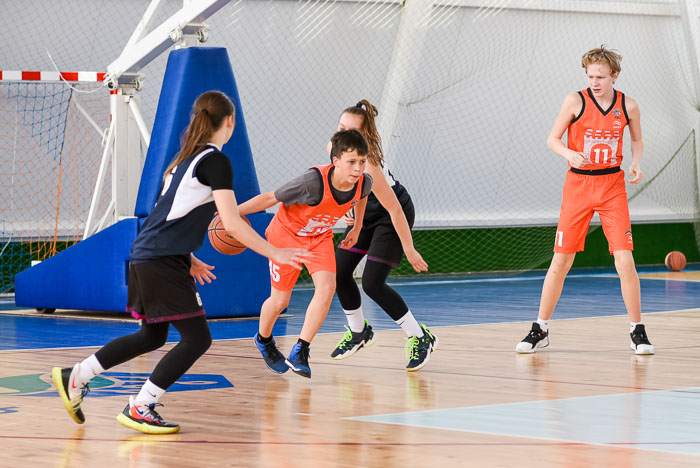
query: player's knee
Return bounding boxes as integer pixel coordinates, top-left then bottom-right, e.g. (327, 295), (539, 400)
(361, 276), (384, 299)
(138, 326), (169, 351)
(613, 251), (636, 272)
(195, 333), (212, 356)
(268, 295), (290, 312)
(314, 281), (336, 300)
(549, 253), (575, 275)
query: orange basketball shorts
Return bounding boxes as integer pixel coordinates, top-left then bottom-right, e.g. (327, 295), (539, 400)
(554, 170), (633, 254)
(265, 225), (336, 291)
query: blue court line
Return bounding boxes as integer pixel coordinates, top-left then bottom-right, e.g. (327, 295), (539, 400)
(346, 387), (700, 456)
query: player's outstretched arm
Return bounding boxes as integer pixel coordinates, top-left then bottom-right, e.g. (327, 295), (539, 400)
(213, 189), (309, 269)
(237, 192), (278, 216)
(364, 162), (428, 272)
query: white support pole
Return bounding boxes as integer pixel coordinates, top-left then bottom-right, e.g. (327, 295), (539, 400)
(123, 0), (165, 52)
(106, 0), (230, 85)
(84, 119), (115, 239)
(72, 98), (107, 139)
(377, 0), (431, 160)
(128, 98), (151, 148)
(112, 91), (144, 221)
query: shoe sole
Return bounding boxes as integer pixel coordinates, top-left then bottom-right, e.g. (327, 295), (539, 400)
(284, 359), (311, 378)
(515, 337), (550, 354)
(630, 341), (655, 355)
(331, 334), (376, 360)
(51, 367), (85, 424)
(116, 413), (180, 434)
(253, 337), (289, 374)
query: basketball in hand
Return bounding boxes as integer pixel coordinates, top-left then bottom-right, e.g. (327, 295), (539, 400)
(208, 214), (251, 255)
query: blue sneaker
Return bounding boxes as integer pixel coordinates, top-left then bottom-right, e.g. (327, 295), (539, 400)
(254, 334), (289, 374)
(285, 343), (311, 378)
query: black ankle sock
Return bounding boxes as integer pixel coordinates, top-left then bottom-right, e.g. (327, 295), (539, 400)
(257, 333), (273, 344)
(297, 338), (310, 348)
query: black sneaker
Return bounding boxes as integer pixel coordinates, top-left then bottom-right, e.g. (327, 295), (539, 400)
(630, 324), (654, 355)
(254, 334), (289, 374)
(330, 320), (375, 360)
(515, 322), (549, 353)
(52, 364), (89, 424)
(406, 324), (438, 372)
(116, 396), (180, 434)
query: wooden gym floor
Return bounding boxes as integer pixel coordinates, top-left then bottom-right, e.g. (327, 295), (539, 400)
(1, 267), (699, 467)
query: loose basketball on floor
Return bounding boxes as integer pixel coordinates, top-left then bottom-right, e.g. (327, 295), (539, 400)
(208, 214), (251, 255)
(664, 250), (686, 272)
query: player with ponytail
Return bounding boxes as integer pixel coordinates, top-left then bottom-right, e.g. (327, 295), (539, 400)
(328, 99), (436, 372)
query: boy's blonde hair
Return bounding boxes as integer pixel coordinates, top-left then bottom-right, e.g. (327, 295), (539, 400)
(581, 45), (622, 75)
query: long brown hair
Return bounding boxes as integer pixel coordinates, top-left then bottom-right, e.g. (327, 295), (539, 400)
(163, 90), (235, 182)
(341, 99), (383, 166)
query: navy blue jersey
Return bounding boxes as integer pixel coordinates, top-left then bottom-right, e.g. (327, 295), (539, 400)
(130, 144), (232, 262)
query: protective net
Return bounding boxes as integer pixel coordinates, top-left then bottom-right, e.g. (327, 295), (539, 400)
(1, 0), (698, 286)
(0, 81), (109, 292)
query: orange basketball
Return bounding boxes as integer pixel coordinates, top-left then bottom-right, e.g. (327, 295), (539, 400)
(207, 214), (251, 255)
(664, 250), (686, 272)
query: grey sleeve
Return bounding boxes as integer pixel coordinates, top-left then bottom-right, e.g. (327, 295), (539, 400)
(274, 168), (323, 206)
(361, 173), (373, 198)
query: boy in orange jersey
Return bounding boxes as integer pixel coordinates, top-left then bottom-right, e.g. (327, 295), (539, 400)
(239, 129), (373, 377)
(516, 46), (654, 355)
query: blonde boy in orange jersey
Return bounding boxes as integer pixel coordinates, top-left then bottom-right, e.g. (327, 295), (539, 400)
(516, 46), (654, 355)
(239, 129), (373, 377)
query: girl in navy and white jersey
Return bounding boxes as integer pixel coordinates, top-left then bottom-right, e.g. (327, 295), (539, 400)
(51, 91), (309, 434)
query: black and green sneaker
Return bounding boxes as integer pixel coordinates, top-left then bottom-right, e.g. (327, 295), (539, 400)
(406, 324), (438, 372)
(330, 320), (375, 360)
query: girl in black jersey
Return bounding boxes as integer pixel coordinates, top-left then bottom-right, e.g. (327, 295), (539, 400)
(329, 99), (437, 372)
(51, 91), (309, 434)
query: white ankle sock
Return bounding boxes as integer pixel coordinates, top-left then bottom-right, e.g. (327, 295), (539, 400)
(135, 379), (166, 406)
(536, 318), (549, 332)
(630, 321), (641, 333)
(396, 311), (423, 337)
(344, 306), (366, 333)
(77, 354), (105, 386)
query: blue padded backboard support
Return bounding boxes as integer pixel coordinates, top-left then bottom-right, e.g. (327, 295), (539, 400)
(135, 47), (261, 216)
(15, 47), (273, 317)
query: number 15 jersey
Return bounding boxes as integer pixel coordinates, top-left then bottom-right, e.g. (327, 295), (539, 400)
(567, 88), (629, 170)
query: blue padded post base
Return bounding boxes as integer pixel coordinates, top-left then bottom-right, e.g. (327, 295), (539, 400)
(14, 218), (137, 312)
(14, 48), (272, 318)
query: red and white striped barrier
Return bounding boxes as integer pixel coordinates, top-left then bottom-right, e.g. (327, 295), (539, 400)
(0, 71), (107, 82)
